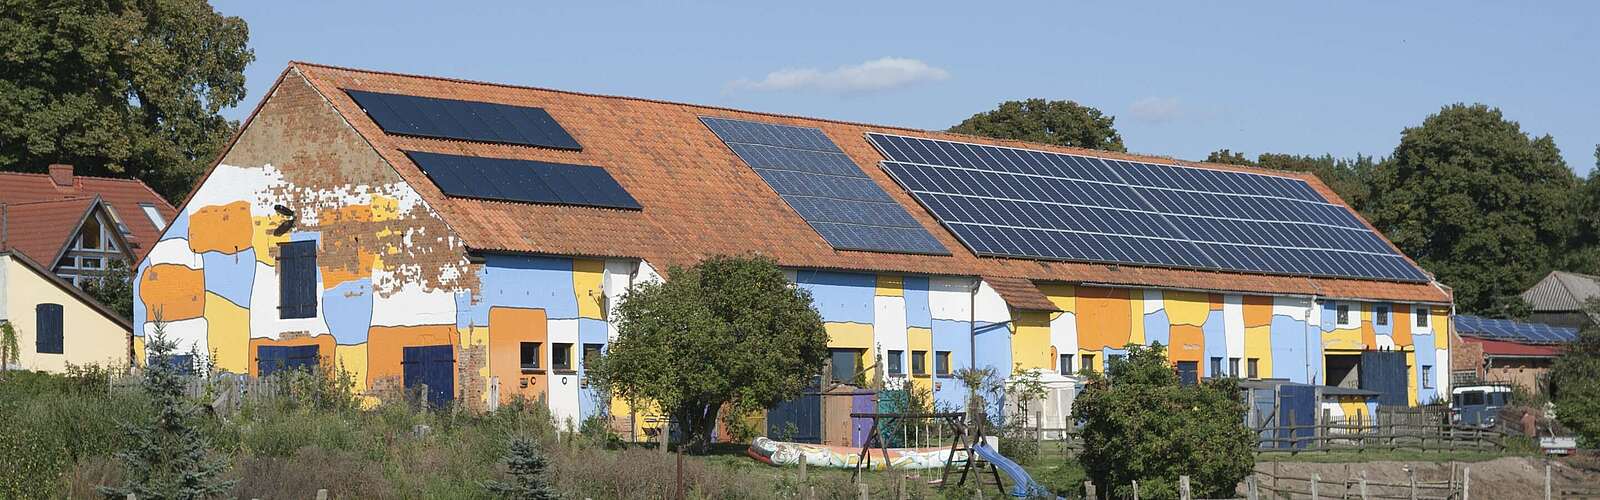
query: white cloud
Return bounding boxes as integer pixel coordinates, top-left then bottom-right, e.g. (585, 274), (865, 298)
(1128, 96), (1183, 124)
(729, 57), (950, 94)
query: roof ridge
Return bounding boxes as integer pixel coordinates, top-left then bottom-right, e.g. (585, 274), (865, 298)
(0, 196), (98, 207)
(0, 170), (156, 184)
(288, 60), (1318, 183)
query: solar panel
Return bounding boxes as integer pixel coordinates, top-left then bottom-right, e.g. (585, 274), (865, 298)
(404, 151), (639, 210)
(701, 117), (948, 255)
(866, 133), (1429, 282)
(1454, 314), (1578, 345)
(345, 90), (582, 150)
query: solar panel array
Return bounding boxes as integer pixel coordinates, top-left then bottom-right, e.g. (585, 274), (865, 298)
(346, 90), (582, 150)
(701, 117), (948, 255)
(1454, 314), (1578, 345)
(405, 151), (640, 210)
(866, 133), (1429, 282)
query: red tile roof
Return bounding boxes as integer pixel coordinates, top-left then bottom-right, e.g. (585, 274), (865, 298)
(0, 170), (175, 261)
(0, 197), (98, 266)
(202, 62), (1452, 305)
(1461, 337), (1563, 358)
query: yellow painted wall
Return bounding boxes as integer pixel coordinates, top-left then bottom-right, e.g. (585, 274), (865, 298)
(1012, 311), (1052, 371)
(572, 259), (606, 320)
(3, 254), (131, 372)
(906, 326), (933, 395)
(875, 275), (903, 297)
(203, 291), (249, 373)
(826, 321), (875, 383)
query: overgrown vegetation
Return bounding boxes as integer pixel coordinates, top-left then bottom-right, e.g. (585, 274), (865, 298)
(1549, 299), (1600, 447)
(81, 259), (136, 322)
(589, 254), (830, 454)
(1072, 343), (1254, 499)
(101, 323), (235, 498)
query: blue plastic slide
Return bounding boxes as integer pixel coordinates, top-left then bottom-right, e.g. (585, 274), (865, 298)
(971, 442), (1061, 499)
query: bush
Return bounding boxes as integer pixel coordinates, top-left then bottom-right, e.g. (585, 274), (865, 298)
(1550, 313), (1600, 447)
(1072, 343), (1254, 500)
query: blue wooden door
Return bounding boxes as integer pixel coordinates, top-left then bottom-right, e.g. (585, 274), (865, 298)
(1359, 351), (1409, 407)
(1278, 384), (1316, 449)
(257, 345), (320, 377)
(767, 392), (822, 443)
(402, 345), (455, 407)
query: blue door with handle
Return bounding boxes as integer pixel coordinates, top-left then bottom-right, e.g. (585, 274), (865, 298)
(402, 345), (455, 407)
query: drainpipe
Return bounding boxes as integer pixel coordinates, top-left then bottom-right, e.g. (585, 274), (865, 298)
(969, 278), (979, 372)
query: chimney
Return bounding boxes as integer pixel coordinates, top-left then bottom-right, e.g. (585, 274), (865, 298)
(48, 164), (74, 187)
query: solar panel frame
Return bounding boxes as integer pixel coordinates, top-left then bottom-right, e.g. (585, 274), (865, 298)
(701, 117), (948, 256)
(345, 89), (583, 151)
(1455, 314), (1578, 345)
(403, 151), (640, 210)
(870, 133), (1429, 283)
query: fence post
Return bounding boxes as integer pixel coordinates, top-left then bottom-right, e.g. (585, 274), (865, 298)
(1083, 480), (1096, 500)
(1244, 475), (1258, 500)
(898, 474), (908, 500)
(1311, 473), (1320, 500)
(316, 490), (329, 500)
(1359, 471), (1369, 500)
(1179, 475), (1191, 500)
(1408, 468), (1418, 500)
(1132, 479), (1140, 500)
(799, 456), (808, 484)
(1272, 462), (1280, 495)
(858, 482), (869, 500)
(1462, 466), (1471, 500)
(1544, 464), (1552, 500)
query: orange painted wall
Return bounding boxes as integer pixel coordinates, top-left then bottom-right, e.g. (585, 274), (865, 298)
(1170, 324), (1205, 364)
(366, 325), (459, 389)
(1076, 287), (1132, 350)
(1243, 295), (1273, 328)
(1361, 303), (1378, 348)
(490, 307), (548, 404)
(247, 334), (338, 377)
(1393, 304), (1414, 346)
(187, 200), (253, 254)
(138, 264), (206, 321)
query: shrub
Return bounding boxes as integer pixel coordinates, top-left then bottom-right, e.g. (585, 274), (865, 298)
(483, 437), (560, 499)
(1072, 343), (1254, 499)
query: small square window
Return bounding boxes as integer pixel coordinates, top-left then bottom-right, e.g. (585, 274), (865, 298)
(1228, 357), (1240, 377)
(582, 343), (603, 369)
(520, 342), (542, 371)
(1058, 354), (1073, 375)
(1421, 365), (1434, 389)
(886, 350), (904, 375)
(79, 257), (102, 270)
(934, 351), (952, 376)
(1375, 305), (1390, 326)
(552, 343), (573, 371)
(1082, 354), (1096, 373)
(911, 350), (927, 375)
(1416, 307), (1431, 328)
(1335, 304), (1351, 326)
(1210, 357), (1224, 377)
(1247, 358), (1260, 379)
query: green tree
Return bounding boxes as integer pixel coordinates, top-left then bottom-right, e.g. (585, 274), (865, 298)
(588, 255), (829, 453)
(1365, 104), (1580, 314)
(1204, 149), (1253, 166)
(1549, 299), (1600, 447)
(1257, 153), (1377, 212)
(950, 99), (1126, 152)
(482, 437), (560, 500)
(1072, 343), (1253, 499)
(82, 259), (135, 321)
(1565, 146), (1600, 275)
(0, 0), (254, 201)
(101, 321), (234, 499)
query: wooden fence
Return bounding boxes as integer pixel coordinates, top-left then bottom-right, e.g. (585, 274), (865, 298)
(1255, 422), (1505, 453)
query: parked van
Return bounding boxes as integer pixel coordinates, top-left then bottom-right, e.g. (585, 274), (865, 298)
(1451, 385), (1512, 427)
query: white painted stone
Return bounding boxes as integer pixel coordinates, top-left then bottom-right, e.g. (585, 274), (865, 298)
(874, 296), (908, 369)
(248, 261), (330, 339)
(1224, 294), (1245, 359)
(1142, 289), (1164, 313)
(928, 277), (973, 321)
(1050, 311), (1078, 371)
(146, 238), (204, 268)
(149, 317), (208, 357)
(370, 266), (456, 327)
(546, 318), (582, 428)
(973, 281), (1010, 324)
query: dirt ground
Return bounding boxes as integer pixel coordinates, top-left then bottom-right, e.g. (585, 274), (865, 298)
(1255, 455), (1600, 499)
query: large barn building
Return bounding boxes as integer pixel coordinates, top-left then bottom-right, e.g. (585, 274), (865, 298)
(133, 62), (1453, 435)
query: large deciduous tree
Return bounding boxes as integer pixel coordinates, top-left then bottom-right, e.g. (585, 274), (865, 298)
(588, 255), (829, 453)
(1204, 149), (1377, 211)
(1365, 104), (1579, 314)
(950, 99), (1126, 152)
(0, 0), (254, 201)
(1549, 299), (1600, 447)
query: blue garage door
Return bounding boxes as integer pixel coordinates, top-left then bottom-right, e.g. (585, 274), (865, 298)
(768, 391), (822, 443)
(402, 345), (455, 407)
(1360, 351), (1409, 407)
(258, 345), (320, 377)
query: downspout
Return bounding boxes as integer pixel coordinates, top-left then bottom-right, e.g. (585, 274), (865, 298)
(970, 278), (978, 372)
(1307, 281), (1322, 386)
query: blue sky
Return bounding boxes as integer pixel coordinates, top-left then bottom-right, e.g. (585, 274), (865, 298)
(213, 0), (1598, 175)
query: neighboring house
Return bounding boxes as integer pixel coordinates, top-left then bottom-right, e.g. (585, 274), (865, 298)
(0, 165), (178, 286)
(0, 165), (170, 371)
(1450, 314), (1576, 396)
(1521, 271), (1600, 330)
(132, 62), (1454, 438)
(0, 250), (133, 371)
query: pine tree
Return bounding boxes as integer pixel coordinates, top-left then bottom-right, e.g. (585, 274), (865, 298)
(101, 321), (234, 499)
(482, 437), (559, 500)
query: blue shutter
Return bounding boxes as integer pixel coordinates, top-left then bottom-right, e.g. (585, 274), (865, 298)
(258, 344), (321, 377)
(36, 303), (64, 354)
(278, 241), (318, 319)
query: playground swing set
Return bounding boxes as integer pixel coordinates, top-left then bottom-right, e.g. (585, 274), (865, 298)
(848, 411), (1056, 498)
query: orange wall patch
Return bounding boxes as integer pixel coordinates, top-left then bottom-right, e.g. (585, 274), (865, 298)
(1075, 287), (1132, 350)
(367, 324), (459, 389)
(188, 201), (254, 254)
(1393, 304), (1414, 347)
(489, 307), (548, 404)
(138, 264), (206, 321)
(1242, 295), (1273, 328)
(1170, 324), (1205, 363)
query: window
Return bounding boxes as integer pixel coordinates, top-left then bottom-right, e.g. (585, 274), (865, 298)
(1462, 391), (1484, 406)
(79, 257), (102, 270)
(1247, 358), (1260, 379)
(1228, 357), (1240, 377)
(35, 303), (64, 354)
(1416, 307), (1431, 328)
(582, 343), (603, 369)
(911, 350), (928, 376)
(1082, 354), (1096, 373)
(830, 349), (861, 382)
(935, 351), (952, 376)
(77, 215), (103, 249)
(1058, 354), (1073, 375)
(140, 203), (167, 229)
(520, 342), (542, 371)
(1176, 361), (1199, 385)
(1210, 357), (1223, 377)
(1421, 365), (1433, 389)
(552, 343), (574, 371)
(277, 241), (318, 319)
(1375, 305), (1390, 326)
(886, 350), (904, 375)
(1335, 303), (1353, 328)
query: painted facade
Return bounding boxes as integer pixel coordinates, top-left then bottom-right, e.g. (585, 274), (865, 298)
(1, 252), (132, 372)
